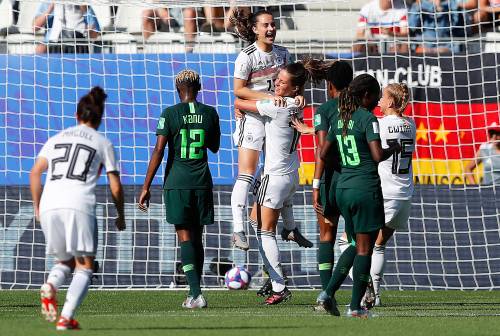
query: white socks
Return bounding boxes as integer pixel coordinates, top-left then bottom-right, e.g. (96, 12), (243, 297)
(47, 263), (72, 290)
(371, 244), (386, 297)
(231, 174), (254, 233)
(338, 235), (354, 280)
(281, 201), (296, 231)
(250, 219), (285, 292)
(61, 268), (93, 320)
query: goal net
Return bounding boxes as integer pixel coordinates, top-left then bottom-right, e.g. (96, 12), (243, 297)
(0, 0), (499, 290)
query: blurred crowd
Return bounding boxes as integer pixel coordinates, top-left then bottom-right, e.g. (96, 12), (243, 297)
(1, 0), (499, 54)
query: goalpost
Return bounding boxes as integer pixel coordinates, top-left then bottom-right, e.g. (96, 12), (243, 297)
(0, 0), (499, 290)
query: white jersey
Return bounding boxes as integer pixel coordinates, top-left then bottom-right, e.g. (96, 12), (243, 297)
(38, 124), (119, 216)
(234, 42), (291, 122)
(256, 98), (302, 175)
(378, 115), (416, 200)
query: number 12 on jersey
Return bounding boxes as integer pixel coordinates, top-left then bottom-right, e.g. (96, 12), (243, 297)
(180, 128), (205, 159)
(387, 138), (414, 174)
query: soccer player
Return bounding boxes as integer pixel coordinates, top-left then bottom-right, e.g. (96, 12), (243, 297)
(235, 59), (328, 304)
(138, 69), (220, 309)
(316, 74), (400, 317)
(30, 87), (125, 330)
(230, 8), (311, 252)
(369, 83), (415, 306)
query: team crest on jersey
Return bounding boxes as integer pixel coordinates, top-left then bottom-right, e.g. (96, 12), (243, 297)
(157, 117), (165, 129)
(314, 114), (321, 127)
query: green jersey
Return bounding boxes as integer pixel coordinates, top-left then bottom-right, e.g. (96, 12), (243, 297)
(326, 107), (381, 191)
(156, 101), (220, 190)
(314, 98), (341, 182)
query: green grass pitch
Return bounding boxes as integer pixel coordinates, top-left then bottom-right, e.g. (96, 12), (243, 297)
(1, 290), (499, 335)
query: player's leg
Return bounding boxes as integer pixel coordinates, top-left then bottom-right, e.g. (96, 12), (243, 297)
(280, 199), (314, 248)
(39, 210), (74, 322)
(57, 255), (94, 330)
(231, 146), (259, 250)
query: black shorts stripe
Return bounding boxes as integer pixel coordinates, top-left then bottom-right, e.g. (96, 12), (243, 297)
(257, 175), (270, 205)
(238, 115), (246, 146)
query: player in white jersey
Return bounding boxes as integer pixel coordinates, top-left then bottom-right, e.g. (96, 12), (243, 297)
(368, 83), (415, 307)
(235, 59), (328, 304)
(229, 9), (311, 254)
(30, 87), (125, 330)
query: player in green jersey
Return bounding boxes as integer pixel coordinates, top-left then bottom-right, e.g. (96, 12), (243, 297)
(316, 74), (400, 318)
(138, 69), (221, 309)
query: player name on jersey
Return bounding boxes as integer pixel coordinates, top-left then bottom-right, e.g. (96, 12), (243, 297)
(183, 115), (203, 124)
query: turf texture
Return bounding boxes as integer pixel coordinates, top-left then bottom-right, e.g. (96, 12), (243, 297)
(0, 290), (499, 335)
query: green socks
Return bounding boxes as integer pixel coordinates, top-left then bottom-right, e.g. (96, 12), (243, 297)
(180, 241), (201, 298)
(325, 245), (357, 297)
(350, 255), (372, 311)
(318, 241), (335, 290)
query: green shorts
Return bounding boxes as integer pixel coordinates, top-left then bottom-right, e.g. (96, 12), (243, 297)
(335, 187), (384, 239)
(321, 171), (340, 218)
(164, 189), (214, 226)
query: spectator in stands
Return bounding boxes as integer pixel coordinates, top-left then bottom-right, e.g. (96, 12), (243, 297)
(408, 0), (467, 53)
(476, 0), (500, 26)
(465, 122), (500, 185)
(142, 7), (179, 40)
(353, 0), (409, 54)
(33, 3), (100, 54)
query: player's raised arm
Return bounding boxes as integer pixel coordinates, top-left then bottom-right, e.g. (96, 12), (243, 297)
(30, 156), (48, 221)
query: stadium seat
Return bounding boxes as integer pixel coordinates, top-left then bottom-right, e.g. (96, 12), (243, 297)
(484, 32), (500, 52)
(5, 34), (39, 54)
(288, 10), (358, 40)
(307, 0), (366, 11)
(100, 33), (137, 54)
(92, 5), (112, 31)
(144, 32), (185, 53)
(193, 33), (236, 53)
(114, 5), (144, 35)
(0, 0), (13, 32)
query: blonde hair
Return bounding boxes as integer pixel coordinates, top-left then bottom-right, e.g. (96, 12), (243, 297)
(385, 83), (410, 115)
(175, 69), (201, 89)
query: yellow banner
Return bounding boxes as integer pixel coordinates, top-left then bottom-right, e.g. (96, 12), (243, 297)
(299, 159), (482, 185)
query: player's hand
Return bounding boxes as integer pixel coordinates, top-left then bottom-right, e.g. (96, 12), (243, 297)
(115, 215), (126, 231)
(312, 188), (323, 214)
(291, 117), (314, 135)
(138, 189), (151, 212)
(234, 108), (244, 119)
(273, 95), (286, 107)
(295, 95), (306, 108)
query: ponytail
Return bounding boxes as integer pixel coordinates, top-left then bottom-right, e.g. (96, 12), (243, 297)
(77, 86), (107, 126)
(385, 83), (410, 116)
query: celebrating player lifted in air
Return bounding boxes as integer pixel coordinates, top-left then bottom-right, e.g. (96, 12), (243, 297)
(230, 8), (312, 252)
(138, 69), (220, 309)
(30, 87), (125, 330)
(317, 74), (400, 318)
(235, 59), (330, 305)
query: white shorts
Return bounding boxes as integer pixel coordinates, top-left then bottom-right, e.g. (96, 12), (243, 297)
(384, 199), (411, 230)
(232, 114), (265, 151)
(40, 209), (98, 261)
(255, 172), (299, 209)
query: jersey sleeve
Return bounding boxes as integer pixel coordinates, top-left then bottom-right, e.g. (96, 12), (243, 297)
(314, 104), (328, 132)
(365, 114), (381, 142)
(102, 140), (119, 173)
(234, 52), (252, 81)
(256, 99), (280, 119)
(326, 126), (337, 143)
(156, 108), (170, 136)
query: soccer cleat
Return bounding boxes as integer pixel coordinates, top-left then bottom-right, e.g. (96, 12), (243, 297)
(361, 280), (376, 310)
(256, 277), (272, 297)
(232, 231), (250, 251)
(264, 287), (292, 305)
(349, 308), (371, 319)
(56, 317), (80, 330)
(40, 283), (57, 322)
(182, 294), (207, 309)
(374, 295), (382, 307)
(314, 291), (340, 316)
(281, 228), (313, 248)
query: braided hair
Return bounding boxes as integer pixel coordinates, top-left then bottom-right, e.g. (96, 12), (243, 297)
(175, 69), (201, 92)
(77, 86), (107, 127)
(385, 83), (410, 116)
(338, 74), (380, 137)
(230, 9), (273, 43)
